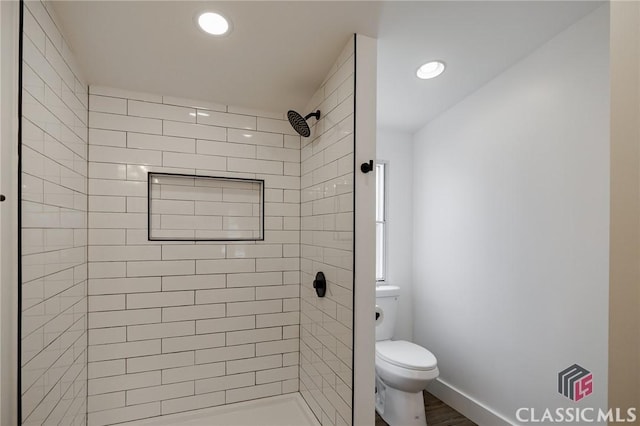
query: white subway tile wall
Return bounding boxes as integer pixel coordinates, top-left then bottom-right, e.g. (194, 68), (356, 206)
(21, 1), (89, 425)
(299, 38), (355, 426)
(87, 87), (301, 424)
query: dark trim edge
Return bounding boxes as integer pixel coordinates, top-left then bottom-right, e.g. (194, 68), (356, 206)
(351, 32), (357, 426)
(17, 0), (24, 423)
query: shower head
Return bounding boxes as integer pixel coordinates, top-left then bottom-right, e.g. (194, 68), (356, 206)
(287, 110), (321, 138)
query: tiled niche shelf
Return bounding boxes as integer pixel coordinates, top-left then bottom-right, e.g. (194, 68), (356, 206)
(148, 172), (265, 241)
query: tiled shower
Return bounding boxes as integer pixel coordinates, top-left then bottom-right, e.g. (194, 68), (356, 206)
(20, 1), (356, 425)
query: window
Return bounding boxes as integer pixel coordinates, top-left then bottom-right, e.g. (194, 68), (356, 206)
(376, 162), (386, 282)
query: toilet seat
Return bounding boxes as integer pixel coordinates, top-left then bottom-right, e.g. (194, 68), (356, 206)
(375, 340), (437, 371)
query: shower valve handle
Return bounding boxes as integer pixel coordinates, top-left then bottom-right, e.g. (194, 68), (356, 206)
(313, 271), (326, 298)
(361, 160), (374, 173)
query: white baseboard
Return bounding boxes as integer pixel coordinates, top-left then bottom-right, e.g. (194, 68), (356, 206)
(427, 379), (515, 426)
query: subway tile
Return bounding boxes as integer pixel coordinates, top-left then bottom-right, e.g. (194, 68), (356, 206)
(162, 245), (226, 261)
(197, 111), (256, 130)
(89, 95), (126, 115)
(162, 274), (225, 291)
(127, 351), (195, 373)
(89, 245), (160, 262)
(228, 158), (283, 175)
(256, 312), (299, 328)
(23, 9), (45, 54)
(256, 257), (299, 272)
(226, 354), (282, 375)
(162, 362), (225, 384)
(163, 121), (226, 142)
(195, 287), (254, 304)
(87, 402), (160, 426)
(126, 381), (194, 405)
(226, 272), (282, 288)
(257, 146), (299, 163)
(127, 321), (195, 341)
(88, 326), (126, 345)
(89, 277), (161, 295)
(227, 106), (283, 120)
(257, 117), (298, 136)
(283, 298), (299, 312)
(88, 261), (126, 280)
(225, 382), (282, 404)
(196, 139), (256, 158)
(88, 371), (160, 395)
(283, 378), (298, 394)
(127, 260), (195, 277)
(160, 391), (224, 415)
(226, 327), (282, 346)
(195, 344), (254, 364)
(88, 339), (161, 362)
(89, 179), (146, 196)
(88, 295), (125, 312)
(87, 392), (125, 413)
(89, 195), (126, 212)
(256, 338), (299, 356)
(128, 132), (196, 153)
(256, 365), (298, 384)
(227, 300), (282, 317)
(90, 212), (146, 229)
(89, 111), (162, 134)
(162, 303), (225, 322)
(90, 86), (163, 103)
(128, 100), (195, 123)
(162, 333), (225, 353)
(88, 360), (125, 380)
(284, 162), (301, 176)
(195, 315), (255, 335)
(162, 151), (226, 171)
(226, 244), (283, 259)
(162, 96), (226, 112)
(228, 129), (283, 147)
(196, 259), (255, 274)
(89, 308), (160, 328)
(283, 351), (299, 366)
(195, 372), (254, 394)
(89, 145), (162, 166)
(127, 291), (194, 309)
(284, 135), (301, 149)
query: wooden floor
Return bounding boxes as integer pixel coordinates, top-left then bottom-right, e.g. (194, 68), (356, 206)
(375, 391), (477, 426)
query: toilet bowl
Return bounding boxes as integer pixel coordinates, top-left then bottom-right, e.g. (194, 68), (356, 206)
(375, 286), (439, 426)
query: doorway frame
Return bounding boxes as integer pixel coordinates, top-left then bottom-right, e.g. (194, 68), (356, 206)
(0, 0), (21, 424)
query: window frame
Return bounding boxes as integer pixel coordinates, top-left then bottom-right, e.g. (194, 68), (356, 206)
(376, 161), (388, 283)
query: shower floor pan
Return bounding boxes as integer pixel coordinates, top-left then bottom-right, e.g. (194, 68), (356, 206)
(123, 393), (320, 426)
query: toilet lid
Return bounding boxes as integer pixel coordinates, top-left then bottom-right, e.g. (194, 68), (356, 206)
(376, 340), (437, 371)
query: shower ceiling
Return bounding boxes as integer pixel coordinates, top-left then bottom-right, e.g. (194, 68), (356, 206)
(52, 1), (602, 132)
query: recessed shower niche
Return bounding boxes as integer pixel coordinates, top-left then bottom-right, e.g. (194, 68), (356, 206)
(148, 172), (265, 241)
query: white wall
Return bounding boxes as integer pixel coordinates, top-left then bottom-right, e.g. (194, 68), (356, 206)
(21, 1), (89, 424)
(376, 130), (413, 341)
(412, 6), (609, 424)
(86, 87), (301, 425)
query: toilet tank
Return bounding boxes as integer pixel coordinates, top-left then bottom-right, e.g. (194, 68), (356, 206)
(375, 285), (400, 341)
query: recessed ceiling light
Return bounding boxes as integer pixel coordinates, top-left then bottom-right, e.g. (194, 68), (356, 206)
(416, 61), (446, 80)
(197, 12), (230, 36)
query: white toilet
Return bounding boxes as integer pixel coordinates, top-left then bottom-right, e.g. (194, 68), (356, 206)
(375, 285), (439, 426)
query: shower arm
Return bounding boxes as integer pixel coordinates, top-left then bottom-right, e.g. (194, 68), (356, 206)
(304, 111), (321, 121)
